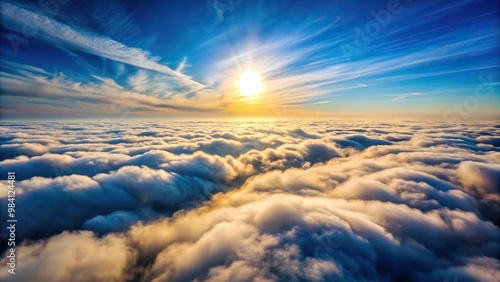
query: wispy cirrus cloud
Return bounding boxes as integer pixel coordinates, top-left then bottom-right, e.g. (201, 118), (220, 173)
(385, 92), (423, 101)
(0, 0), (498, 118)
(200, 0), (498, 112)
(0, 62), (217, 118)
(0, 2), (203, 89)
(176, 57), (188, 73)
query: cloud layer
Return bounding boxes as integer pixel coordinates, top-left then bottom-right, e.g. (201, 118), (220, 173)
(0, 120), (499, 281)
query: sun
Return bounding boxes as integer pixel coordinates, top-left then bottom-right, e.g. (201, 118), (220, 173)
(238, 72), (262, 97)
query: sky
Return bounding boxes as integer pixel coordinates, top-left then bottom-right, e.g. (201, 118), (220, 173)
(0, 0), (499, 119)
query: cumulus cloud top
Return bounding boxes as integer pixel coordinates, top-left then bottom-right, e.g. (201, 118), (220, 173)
(0, 120), (499, 282)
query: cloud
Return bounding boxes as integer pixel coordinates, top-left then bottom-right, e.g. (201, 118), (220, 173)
(176, 57), (188, 73)
(0, 143), (50, 159)
(0, 152), (243, 240)
(386, 92), (423, 101)
(0, 119), (499, 281)
(0, 62), (217, 119)
(0, 3), (202, 89)
(0, 232), (133, 282)
(457, 161), (500, 198)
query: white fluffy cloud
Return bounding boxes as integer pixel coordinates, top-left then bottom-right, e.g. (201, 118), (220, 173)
(0, 120), (499, 281)
(0, 232), (133, 282)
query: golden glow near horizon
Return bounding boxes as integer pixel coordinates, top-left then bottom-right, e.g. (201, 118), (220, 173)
(238, 72), (263, 97)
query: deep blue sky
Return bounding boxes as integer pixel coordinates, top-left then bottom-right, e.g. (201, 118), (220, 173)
(0, 0), (499, 119)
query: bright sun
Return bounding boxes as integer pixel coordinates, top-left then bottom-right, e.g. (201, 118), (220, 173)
(238, 72), (262, 96)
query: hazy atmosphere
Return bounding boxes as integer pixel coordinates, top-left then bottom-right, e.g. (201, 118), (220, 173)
(0, 1), (499, 282)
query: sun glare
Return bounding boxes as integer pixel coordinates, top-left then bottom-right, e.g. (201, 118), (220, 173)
(238, 72), (262, 97)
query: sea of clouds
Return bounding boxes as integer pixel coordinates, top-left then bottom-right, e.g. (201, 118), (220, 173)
(0, 120), (499, 282)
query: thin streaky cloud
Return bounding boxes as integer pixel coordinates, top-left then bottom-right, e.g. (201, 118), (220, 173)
(0, 3), (203, 89)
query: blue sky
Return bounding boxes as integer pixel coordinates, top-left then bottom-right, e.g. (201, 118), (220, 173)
(0, 0), (499, 119)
